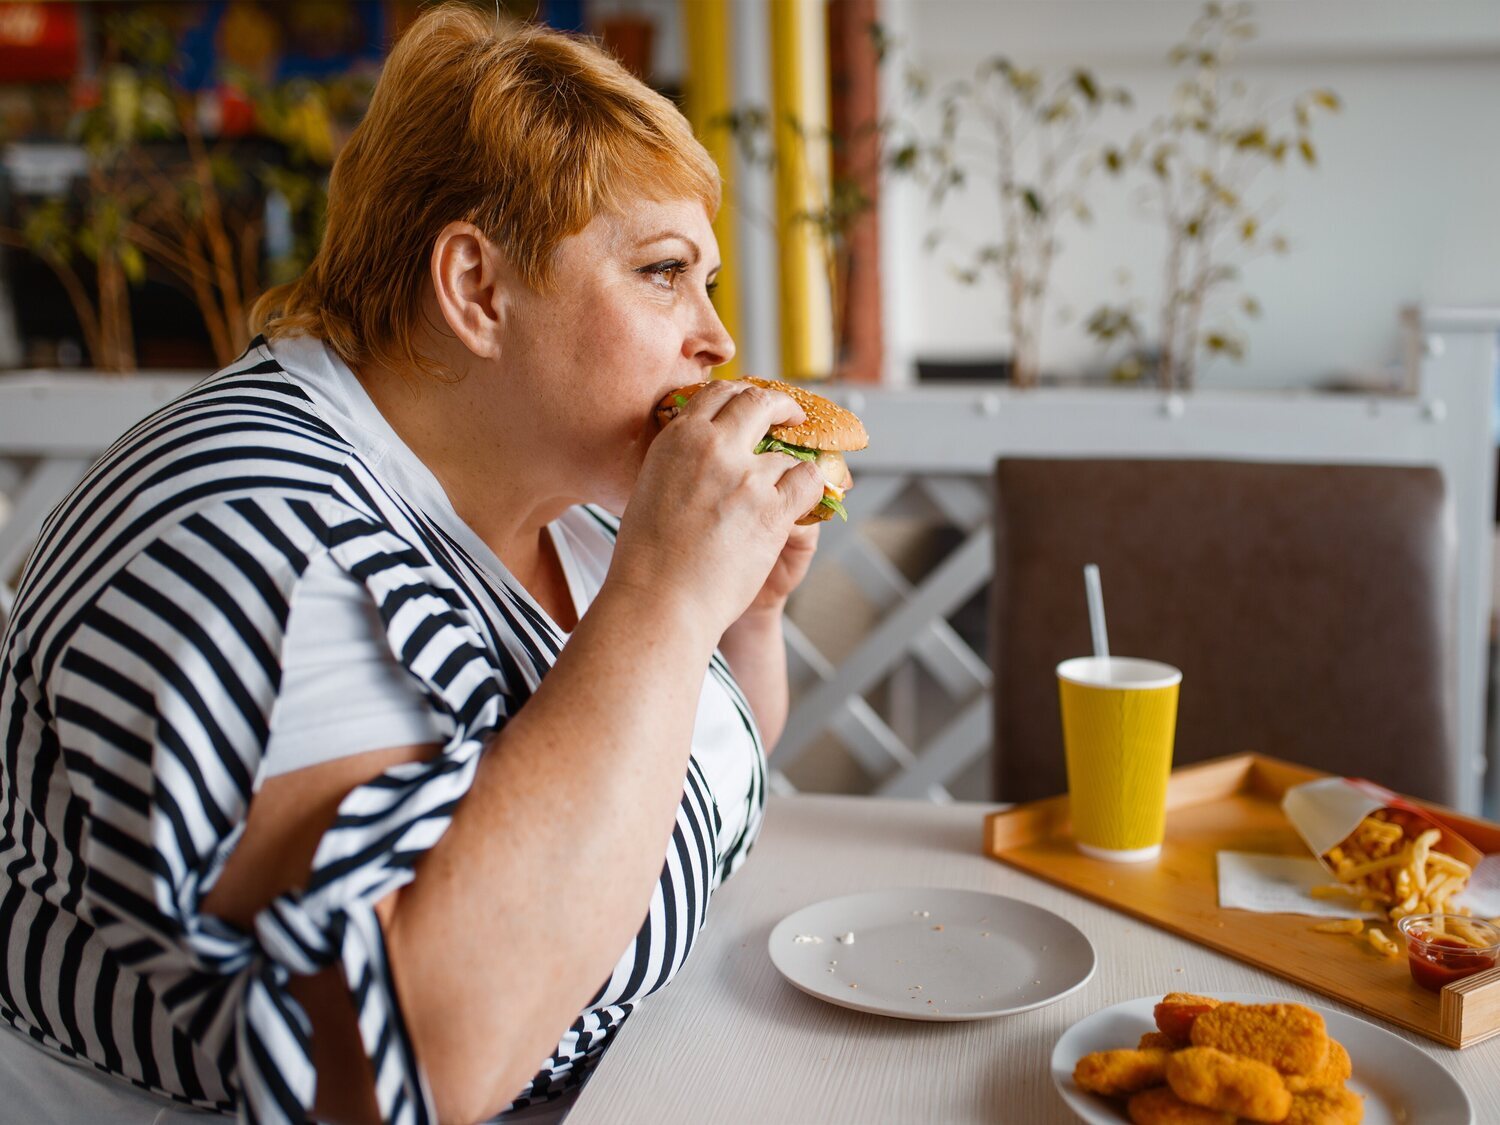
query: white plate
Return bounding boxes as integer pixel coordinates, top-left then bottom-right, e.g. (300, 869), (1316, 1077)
(767, 887), (1096, 1021)
(1051, 992), (1474, 1124)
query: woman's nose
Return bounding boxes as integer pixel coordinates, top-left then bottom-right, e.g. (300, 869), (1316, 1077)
(688, 299), (736, 369)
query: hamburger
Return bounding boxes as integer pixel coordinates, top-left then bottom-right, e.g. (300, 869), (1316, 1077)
(655, 376), (869, 525)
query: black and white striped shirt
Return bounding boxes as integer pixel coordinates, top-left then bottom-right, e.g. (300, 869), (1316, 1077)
(0, 337), (767, 1121)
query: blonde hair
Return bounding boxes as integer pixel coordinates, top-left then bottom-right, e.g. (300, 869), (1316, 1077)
(250, 3), (720, 379)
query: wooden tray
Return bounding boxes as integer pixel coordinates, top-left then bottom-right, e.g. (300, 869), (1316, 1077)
(983, 753), (1500, 1048)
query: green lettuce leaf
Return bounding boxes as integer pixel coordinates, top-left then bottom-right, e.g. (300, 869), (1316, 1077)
(754, 436), (819, 463)
(819, 495), (848, 521)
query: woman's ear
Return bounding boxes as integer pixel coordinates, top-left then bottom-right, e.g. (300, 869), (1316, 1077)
(429, 221), (513, 359)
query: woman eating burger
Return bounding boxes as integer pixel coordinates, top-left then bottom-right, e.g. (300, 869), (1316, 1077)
(0, 5), (862, 1124)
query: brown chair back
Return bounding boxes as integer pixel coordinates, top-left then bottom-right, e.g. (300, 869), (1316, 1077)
(992, 458), (1458, 804)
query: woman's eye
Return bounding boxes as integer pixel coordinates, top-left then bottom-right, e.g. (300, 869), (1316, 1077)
(640, 260), (687, 289)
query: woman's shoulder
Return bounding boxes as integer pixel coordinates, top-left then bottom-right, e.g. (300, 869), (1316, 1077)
(9, 342), (420, 647)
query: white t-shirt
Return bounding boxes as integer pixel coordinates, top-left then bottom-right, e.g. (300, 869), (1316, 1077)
(263, 334), (760, 860)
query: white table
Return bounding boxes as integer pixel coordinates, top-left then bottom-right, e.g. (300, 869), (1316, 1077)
(566, 794), (1500, 1124)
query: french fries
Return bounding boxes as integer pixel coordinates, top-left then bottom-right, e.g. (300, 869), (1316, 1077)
(1366, 927), (1401, 958)
(1310, 918), (1364, 935)
(1322, 810), (1473, 924)
(1424, 916), (1497, 949)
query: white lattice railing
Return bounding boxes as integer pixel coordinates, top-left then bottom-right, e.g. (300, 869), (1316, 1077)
(3, 309), (1498, 811)
(778, 472), (995, 802)
(774, 307), (1500, 812)
(0, 373), (195, 624)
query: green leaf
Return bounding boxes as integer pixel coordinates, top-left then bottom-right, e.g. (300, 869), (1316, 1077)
(1151, 144), (1175, 179)
(1235, 126), (1267, 151)
(1084, 305), (1141, 343)
(120, 243), (147, 285)
(673, 394), (688, 407)
(820, 495), (849, 521)
(754, 437), (820, 462)
(1203, 331), (1246, 361)
(1008, 68), (1041, 101)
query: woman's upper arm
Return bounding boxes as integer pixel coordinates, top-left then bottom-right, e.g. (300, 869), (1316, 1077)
(203, 744), (441, 1125)
(201, 745), (439, 928)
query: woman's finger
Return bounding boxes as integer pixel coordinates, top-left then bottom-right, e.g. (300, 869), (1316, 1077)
(774, 458), (826, 519)
(710, 383), (806, 444)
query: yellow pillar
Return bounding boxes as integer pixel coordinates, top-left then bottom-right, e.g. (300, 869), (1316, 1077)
(681, 0), (742, 379)
(769, 0), (835, 380)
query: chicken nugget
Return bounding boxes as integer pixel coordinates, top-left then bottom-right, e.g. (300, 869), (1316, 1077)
(1285, 1040), (1352, 1094)
(1139, 1031), (1180, 1051)
(1165, 1046), (1291, 1122)
(1073, 1048), (1171, 1096)
(1283, 1086), (1364, 1125)
(1190, 1002), (1329, 1076)
(1126, 1086), (1235, 1125)
(1154, 993), (1222, 1044)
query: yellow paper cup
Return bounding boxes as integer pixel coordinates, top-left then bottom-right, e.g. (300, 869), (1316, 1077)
(1057, 657), (1181, 863)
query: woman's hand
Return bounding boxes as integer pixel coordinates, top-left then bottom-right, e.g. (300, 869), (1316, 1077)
(609, 381), (826, 642)
(744, 521), (819, 617)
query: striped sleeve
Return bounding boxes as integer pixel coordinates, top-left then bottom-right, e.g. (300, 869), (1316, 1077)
(46, 494), (509, 1123)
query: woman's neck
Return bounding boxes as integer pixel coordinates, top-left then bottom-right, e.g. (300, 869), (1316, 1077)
(355, 356), (574, 574)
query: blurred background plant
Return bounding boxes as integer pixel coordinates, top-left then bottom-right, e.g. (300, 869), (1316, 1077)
(247, 70), (371, 286)
(0, 12), (177, 372)
(1084, 1), (1340, 390)
(888, 41), (1132, 387)
(0, 6), (368, 372)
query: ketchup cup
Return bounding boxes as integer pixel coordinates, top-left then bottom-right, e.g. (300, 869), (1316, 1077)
(1396, 914), (1500, 992)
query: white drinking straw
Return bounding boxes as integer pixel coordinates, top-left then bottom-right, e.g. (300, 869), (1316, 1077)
(1084, 563), (1110, 661)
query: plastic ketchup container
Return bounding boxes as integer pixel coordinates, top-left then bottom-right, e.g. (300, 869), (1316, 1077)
(1397, 914), (1500, 992)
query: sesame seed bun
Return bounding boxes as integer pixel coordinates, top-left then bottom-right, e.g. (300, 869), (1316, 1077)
(654, 377), (868, 525)
(654, 377), (869, 452)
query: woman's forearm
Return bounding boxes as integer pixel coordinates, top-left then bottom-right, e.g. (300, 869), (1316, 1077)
(383, 581), (721, 1124)
(717, 606), (790, 751)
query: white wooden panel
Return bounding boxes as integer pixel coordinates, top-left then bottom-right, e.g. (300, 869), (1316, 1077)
(778, 527), (992, 763)
(0, 457), (89, 578)
(875, 695), (992, 800)
(837, 538), (990, 696)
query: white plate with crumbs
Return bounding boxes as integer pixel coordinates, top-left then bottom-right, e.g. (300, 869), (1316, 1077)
(1051, 993), (1473, 1125)
(767, 887), (1095, 1021)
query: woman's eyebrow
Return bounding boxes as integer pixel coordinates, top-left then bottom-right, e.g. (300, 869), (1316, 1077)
(635, 231), (701, 264)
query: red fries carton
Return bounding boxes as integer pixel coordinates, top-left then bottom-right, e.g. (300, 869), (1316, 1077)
(1281, 777), (1484, 873)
